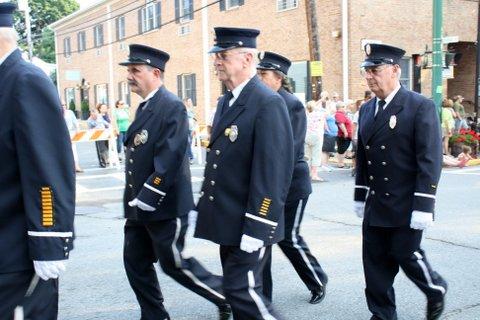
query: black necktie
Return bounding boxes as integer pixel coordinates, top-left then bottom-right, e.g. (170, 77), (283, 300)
(220, 91), (233, 116)
(135, 101), (147, 119)
(375, 100), (386, 120)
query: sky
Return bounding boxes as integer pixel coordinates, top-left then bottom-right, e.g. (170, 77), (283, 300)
(77, 0), (101, 9)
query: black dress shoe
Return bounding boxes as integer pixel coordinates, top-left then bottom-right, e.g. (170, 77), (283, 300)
(427, 298), (445, 320)
(309, 286), (326, 304)
(218, 304), (232, 320)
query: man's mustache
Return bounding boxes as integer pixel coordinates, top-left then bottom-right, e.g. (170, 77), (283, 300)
(128, 81), (138, 86)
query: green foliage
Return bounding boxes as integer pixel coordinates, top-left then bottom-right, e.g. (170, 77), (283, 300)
(13, 0), (79, 63)
(69, 99), (76, 112)
(81, 99), (90, 113)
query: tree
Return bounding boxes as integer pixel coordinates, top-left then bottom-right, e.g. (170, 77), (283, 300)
(14, 0), (79, 63)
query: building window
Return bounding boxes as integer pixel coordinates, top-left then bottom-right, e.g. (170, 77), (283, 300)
(177, 73), (196, 106)
(116, 16), (125, 41)
(65, 87), (76, 111)
(220, 0), (244, 11)
(277, 0), (298, 11)
(63, 37), (71, 57)
(288, 61), (311, 104)
(175, 0), (193, 22)
(93, 24), (104, 47)
(77, 31), (86, 52)
(118, 81), (131, 106)
(94, 84), (109, 105)
(139, 2), (161, 33)
(399, 57), (411, 90)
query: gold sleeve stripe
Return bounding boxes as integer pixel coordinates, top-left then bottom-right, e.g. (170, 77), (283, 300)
(40, 187), (54, 227)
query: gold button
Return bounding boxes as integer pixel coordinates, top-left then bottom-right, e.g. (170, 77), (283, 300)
(381, 145), (386, 150)
(382, 162), (387, 166)
(367, 161), (372, 165)
(385, 193), (390, 196)
(128, 171), (132, 175)
(130, 147), (135, 152)
(369, 176), (374, 180)
(366, 145), (370, 150)
(199, 191), (204, 196)
(129, 159), (133, 163)
(384, 177), (389, 181)
(210, 181), (215, 186)
(64, 246), (68, 250)
(209, 196), (214, 201)
(213, 164), (217, 169)
(129, 184), (133, 188)
(216, 150), (221, 155)
(65, 252), (69, 257)
(371, 190), (376, 195)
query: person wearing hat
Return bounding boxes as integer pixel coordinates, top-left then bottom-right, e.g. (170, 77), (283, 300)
(0, 2), (75, 318)
(256, 51), (328, 304)
(119, 44), (230, 320)
(354, 43), (447, 320)
(194, 27), (294, 319)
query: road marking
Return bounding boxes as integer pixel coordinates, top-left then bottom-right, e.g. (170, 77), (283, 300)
(444, 167), (480, 175)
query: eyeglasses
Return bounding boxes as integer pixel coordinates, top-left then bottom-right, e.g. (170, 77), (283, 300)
(213, 51), (248, 61)
(360, 64), (391, 77)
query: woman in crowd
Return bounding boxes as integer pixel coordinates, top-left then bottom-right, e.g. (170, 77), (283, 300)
(441, 98), (455, 155)
(62, 101), (83, 173)
(113, 100), (130, 160)
(305, 100), (325, 182)
(334, 101), (353, 168)
(321, 105), (338, 170)
(88, 104), (110, 168)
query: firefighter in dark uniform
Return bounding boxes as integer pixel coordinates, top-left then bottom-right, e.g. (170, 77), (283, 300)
(0, 3), (75, 319)
(119, 44), (230, 320)
(256, 51), (328, 304)
(194, 27), (294, 319)
(354, 43), (447, 320)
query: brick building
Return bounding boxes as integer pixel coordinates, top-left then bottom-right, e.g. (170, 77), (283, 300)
(50, 0), (479, 123)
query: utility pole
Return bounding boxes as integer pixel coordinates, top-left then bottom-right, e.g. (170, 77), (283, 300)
(475, 0), (480, 123)
(432, 0), (443, 116)
(18, 0), (33, 62)
(306, 0), (322, 98)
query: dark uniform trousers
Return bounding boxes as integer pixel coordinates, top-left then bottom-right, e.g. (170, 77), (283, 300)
(123, 216), (225, 320)
(363, 223), (447, 320)
(220, 245), (280, 320)
(0, 272), (58, 320)
(263, 197), (327, 301)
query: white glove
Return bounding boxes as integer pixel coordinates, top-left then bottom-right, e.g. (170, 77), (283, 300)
(33, 260), (66, 281)
(410, 210), (433, 230)
(240, 234), (264, 253)
(128, 198), (155, 211)
(354, 201), (365, 218)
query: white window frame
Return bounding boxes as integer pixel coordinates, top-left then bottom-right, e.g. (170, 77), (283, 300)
(180, 73), (195, 105)
(276, 0), (298, 12)
(141, 3), (158, 33)
(95, 84), (108, 105)
(65, 87), (76, 109)
(179, 0), (192, 23)
(117, 16), (126, 40)
(399, 57), (412, 90)
(119, 81), (131, 105)
(94, 24), (103, 47)
(77, 31), (86, 52)
(63, 37), (71, 57)
(226, 0), (240, 10)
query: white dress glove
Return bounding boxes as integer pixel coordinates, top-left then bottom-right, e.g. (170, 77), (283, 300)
(240, 234), (264, 253)
(128, 198), (155, 211)
(33, 260), (66, 281)
(410, 210), (433, 230)
(354, 201), (366, 218)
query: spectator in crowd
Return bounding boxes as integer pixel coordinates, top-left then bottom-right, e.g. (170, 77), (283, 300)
(331, 91), (340, 104)
(183, 98), (196, 163)
(453, 95), (468, 132)
(441, 98), (455, 155)
(363, 90), (374, 103)
(62, 101), (83, 172)
(351, 99), (364, 176)
(335, 101), (353, 168)
(317, 90), (330, 109)
(87, 106), (110, 167)
(113, 100), (130, 160)
(305, 100), (326, 182)
(321, 105), (338, 171)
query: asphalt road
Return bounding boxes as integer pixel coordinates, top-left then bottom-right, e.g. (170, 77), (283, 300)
(59, 142), (480, 319)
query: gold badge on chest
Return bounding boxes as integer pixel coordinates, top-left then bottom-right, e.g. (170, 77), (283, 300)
(224, 125), (238, 142)
(389, 115), (397, 129)
(134, 129), (149, 146)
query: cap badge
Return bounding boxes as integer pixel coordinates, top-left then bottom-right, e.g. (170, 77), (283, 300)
(258, 51), (265, 60)
(238, 41), (243, 46)
(365, 44), (371, 56)
(224, 125), (238, 142)
(146, 59), (151, 64)
(134, 129), (149, 146)
(389, 115), (397, 129)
